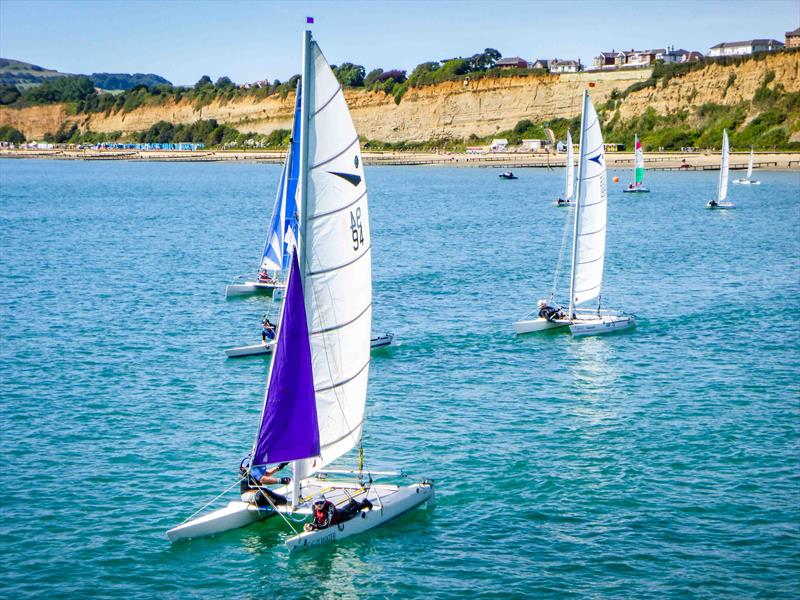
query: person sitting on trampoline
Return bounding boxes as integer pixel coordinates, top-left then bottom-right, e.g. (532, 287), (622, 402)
(304, 494), (373, 531)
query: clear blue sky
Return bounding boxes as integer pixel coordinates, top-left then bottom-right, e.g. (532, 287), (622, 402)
(1, 0), (797, 86)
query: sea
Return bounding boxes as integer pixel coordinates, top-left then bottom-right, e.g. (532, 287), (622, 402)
(1, 158), (798, 598)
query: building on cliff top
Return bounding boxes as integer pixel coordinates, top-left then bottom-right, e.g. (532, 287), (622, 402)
(549, 59), (582, 73)
(786, 28), (800, 48)
(708, 39), (785, 57)
(530, 59), (549, 70)
(495, 57), (529, 69)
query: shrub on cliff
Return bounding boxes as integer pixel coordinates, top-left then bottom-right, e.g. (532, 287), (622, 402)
(0, 124), (25, 143)
(0, 84), (21, 105)
(21, 75), (95, 104)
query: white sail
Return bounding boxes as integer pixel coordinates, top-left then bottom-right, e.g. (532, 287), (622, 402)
(718, 129), (729, 201)
(569, 91), (607, 311)
(296, 33), (371, 480)
(564, 130), (574, 200)
(746, 146), (754, 179)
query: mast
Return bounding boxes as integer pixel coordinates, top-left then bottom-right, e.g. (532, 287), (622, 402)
(568, 90), (588, 319)
(292, 27), (314, 509)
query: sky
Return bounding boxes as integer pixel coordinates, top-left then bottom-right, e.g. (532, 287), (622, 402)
(1, 0), (798, 86)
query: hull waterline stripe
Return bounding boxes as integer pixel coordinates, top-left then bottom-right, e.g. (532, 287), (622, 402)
(311, 136), (360, 170)
(315, 358), (370, 393)
(308, 244), (371, 277)
(312, 86), (343, 118)
(308, 189), (367, 221)
(311, 302), (371, 336)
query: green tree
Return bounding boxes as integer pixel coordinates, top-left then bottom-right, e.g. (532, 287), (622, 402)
(332, 63), (365, 87)
(0, 84), (21, 105)
(0, 124), (25, 143)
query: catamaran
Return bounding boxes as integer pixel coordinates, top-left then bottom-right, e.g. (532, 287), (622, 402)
(224, 84), (303, 298)
(225, 332), (394, 358)
(555, 130), (575, 206)
(707, 129), (735, 209)
(622, 134), (649, 193)
(513, 90), (636, 337)
(733, 146), (760, 185)
(168, 30), (433, 549)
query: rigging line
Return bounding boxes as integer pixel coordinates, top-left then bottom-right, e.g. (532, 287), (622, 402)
(250, 483), (300, 535)
(551, 200), (574, 302)
(179, 477), (246, 525)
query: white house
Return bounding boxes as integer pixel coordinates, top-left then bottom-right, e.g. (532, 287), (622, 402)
(708, 39), (785, 57)
(489, 138), (508, 152)
(521, 139), (547, 152)
(549, 59), (582, 73)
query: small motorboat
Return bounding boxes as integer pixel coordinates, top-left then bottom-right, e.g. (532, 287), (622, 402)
(499, 171), (518, 180)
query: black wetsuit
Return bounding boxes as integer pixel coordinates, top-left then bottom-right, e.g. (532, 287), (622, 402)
(240, 472), (287, 506)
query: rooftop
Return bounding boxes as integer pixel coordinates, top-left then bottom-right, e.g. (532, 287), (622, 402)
(711, 39), (785, 48)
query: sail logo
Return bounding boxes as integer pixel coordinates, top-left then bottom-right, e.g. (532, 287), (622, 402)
(329, 171), (362, 187)
(589, 154), (603, 166)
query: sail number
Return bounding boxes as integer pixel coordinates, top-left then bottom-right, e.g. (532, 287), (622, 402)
(350, 207), (364, 250)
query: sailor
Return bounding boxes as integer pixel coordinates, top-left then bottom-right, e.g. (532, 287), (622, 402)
(257, 268), (274, 284)
(261, 315), (276, 343)
(239, 458), (291, 507)
(708, 199), (718, 207)
(537, 299), (563, 322)
(303, 493), (373, 532)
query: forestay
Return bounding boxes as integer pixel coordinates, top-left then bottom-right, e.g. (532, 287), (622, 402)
(718, 129), (730, 202)
(570, 91), (607, 309)
(295, 36), (372, 480)
(261, 87), (302, 272)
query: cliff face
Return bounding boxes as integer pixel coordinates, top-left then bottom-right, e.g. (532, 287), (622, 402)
(1, 52), (797, 142)
(618, 51), (800, 121)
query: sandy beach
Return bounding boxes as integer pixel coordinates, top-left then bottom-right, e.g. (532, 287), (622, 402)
(1, 148), (798, 170)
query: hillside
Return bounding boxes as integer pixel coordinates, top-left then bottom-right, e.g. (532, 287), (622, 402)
(1, 51), (798, 149)
(0, 58), (71, 88)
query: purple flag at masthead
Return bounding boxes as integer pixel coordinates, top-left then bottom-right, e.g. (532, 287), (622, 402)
(306, 16), (314, 24)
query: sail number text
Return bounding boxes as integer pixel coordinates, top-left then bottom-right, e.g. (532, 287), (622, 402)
(350, 207), (364, 251)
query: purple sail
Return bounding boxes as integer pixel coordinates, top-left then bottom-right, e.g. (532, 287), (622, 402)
(253, 252), (319, 464)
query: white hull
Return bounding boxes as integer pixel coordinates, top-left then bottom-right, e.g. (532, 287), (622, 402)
(569, 314), (636, 337)
(622, 187), (650, 193)
(513, 317), (570, 334)
(733, 179), (760, 185)
(285, 482), (434, 552)
(166, 501), (274, 542)
(225, 333), (394, 358)
(225, 281), (285, 298)
(555, 198), (573, 207)
(706, 201), (735, 209)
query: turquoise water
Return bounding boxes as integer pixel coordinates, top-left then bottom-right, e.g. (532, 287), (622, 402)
(1, 158), (799, 598)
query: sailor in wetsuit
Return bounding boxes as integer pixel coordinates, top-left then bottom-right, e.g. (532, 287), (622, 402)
(537, 299), (565, 322)
(261, 315), (276, 343)
(239, 458), (291, 507)
(303, 493), (373, 531)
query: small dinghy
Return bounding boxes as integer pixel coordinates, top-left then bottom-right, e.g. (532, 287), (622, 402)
(513, 90), (635, 338)
(226, 332), (394, 358)
(169, 29), (431, 548)
(555, 130), (575, 206)
(733, 147), (760, 185)
(499, 171), (518, 179)
(622, 134), (650, 193)
(707, 130), (735, 209)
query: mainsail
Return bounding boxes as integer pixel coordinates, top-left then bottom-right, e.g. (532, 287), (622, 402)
(746, 146), (754, 179)
(294, 32), (372, 480)
(569, 90), (607, 312)
(564, 130), (574, 200)
(718, 129), (730, 201)
(261, 86), (303, 272)
(634, 134), (644, 185)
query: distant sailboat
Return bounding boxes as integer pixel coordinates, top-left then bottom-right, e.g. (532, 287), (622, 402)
(707, 130), (735, 209)
(514, 90), (636, 337)
(169, 30), (433, 548)
(225, 332), (394, 358)
(622, 134), (649, 193)
(733, 146), (761, 185)
(555, 130), (575, 206)
(225, 87), (302, 298)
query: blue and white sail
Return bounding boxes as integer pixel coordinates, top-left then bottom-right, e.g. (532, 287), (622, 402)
(260, 85), (303, 273)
